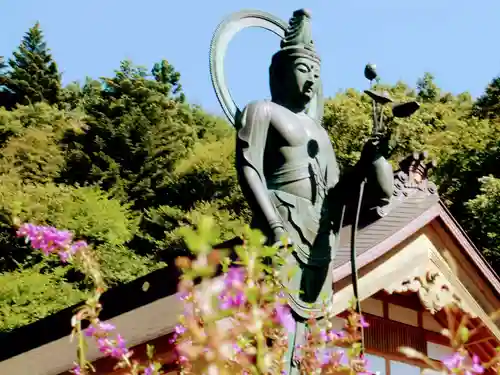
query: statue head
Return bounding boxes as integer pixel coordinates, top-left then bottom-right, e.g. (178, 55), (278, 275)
(270, 9), (322, 115)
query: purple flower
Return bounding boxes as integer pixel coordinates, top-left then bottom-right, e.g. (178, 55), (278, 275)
(17, 224), (73, 255)
(319, 348), (346, 366)
(85, 321), (116, 337)
(218, 267), (247, 310)
(58, 250), (71, 263)
(70, 240), (88, 254)
(319, 329), (328, 341)
(143, 364), (155, 375)
(219, 290), (246, 310)
(179, 292), (190, 301)
(443, 352), (465, 371)
(275, 303), (295, 333)
(359, 316), (369, 328)
(174, 324), (186, 335)
(232, 343), (243, 354)
(224, 267), (245, 287)
(469, 354), (485, 374)
(441, 351), (484, 374)
(70, 364), (82, 375)
(111, 335), (129, 358)
(16, 223), (86, 261)
(327, 329), (345, 342)
(96, 334), (130, 359)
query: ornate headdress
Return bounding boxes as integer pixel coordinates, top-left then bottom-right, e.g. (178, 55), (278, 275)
(273, 9), (321, 64)
(209, 8), (323, 127)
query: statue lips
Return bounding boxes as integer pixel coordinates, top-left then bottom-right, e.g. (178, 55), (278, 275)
(303, 81), (315, 98)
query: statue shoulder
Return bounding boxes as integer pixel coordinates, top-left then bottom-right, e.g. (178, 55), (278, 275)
(238, 100), (272, 126)
(236, 100), (274, 147)
(243, 99), (273, 111)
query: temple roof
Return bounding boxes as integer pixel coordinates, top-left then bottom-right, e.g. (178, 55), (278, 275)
(335, 152), (440, 269)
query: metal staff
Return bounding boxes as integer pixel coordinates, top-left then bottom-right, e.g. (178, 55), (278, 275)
(350, 64), (420, 355)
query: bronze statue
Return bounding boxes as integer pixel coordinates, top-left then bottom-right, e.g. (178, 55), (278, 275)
(210, 9), (401, 374)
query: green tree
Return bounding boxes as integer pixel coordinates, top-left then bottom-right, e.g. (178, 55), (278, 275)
(134, 135), (249, 258)
(472, 76), (500, 119)
(465, 176), (500, 269)
(321, 79), (500, 270)
(0, 56), (6, 81)
(61, 60), (227, 209)
(416, 72), (440, 103)
(0, 56), (14, 109)
(3, 22), (61, 107)
(0, 265), (88, 332)
(0, 103), (86, 182)
(322, 81), (474, 170)
(0, 102), (159, 278)
(152, 59), (185, 102)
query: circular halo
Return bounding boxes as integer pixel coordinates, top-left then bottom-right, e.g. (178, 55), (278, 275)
(209, 10), (287, 128)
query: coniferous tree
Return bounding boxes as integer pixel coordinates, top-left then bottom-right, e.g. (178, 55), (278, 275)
(0, 56), (15, 109)
(61, 60), (198, 207)
(3, 22), (61, 106)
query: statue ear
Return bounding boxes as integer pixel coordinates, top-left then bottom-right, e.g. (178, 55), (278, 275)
(306, 80), (324, 123)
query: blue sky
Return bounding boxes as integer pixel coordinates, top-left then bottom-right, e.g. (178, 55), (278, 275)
(1, 1), (499, 116)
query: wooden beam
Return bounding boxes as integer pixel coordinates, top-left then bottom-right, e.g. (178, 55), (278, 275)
(373, 290), (423, 312)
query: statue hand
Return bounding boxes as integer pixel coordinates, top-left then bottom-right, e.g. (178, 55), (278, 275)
(360, 132), (390, 164)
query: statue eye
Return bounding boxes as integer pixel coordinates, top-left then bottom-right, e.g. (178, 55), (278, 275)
(295, 64), (309, 73)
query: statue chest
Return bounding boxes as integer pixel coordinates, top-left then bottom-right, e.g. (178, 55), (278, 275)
(267, 117), (333, 171)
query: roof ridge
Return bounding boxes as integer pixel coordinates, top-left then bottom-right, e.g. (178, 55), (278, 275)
(437, 201), (500, 287)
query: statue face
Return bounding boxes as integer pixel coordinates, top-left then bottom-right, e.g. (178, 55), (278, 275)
(289, 56), (320, 104)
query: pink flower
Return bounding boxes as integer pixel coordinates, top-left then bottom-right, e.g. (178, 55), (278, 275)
(143, 364), (155, 375)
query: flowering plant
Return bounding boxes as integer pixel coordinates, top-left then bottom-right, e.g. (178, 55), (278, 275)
(15, 219), (499, 374)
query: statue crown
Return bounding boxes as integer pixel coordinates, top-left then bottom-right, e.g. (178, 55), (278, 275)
(277, 8), (320, 63)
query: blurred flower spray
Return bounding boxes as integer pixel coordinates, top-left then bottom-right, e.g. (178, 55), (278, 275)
(16, 218), (500, 374)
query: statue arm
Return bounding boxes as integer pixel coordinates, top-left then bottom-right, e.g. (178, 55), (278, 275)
(331, 154), (393, 223)
(361, 155), (394, 207)
(236, 102), (284, 235)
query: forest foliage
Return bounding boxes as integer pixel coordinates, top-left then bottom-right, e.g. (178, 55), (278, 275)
(0, 23), (499, 332)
